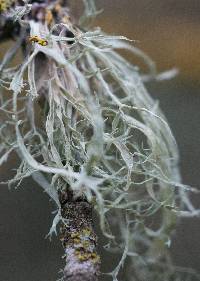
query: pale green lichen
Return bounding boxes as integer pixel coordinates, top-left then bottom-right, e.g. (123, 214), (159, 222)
(0, 1), (200, 280)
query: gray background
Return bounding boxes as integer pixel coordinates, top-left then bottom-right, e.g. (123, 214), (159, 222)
(1, 1), (200, 280)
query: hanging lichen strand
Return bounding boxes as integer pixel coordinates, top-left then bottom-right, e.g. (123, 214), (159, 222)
(0, 0), (200, 280)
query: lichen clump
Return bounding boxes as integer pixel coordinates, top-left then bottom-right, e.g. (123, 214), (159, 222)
(60, 227), (99, 264)
(72, 229), (100, 264)
(0, 0), (200, 280)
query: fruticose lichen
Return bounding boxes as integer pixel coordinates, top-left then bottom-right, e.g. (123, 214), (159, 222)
(0, 0), (200, 280)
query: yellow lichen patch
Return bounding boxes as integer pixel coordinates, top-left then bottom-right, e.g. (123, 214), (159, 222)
(82, 240), (90, 249)
(75, 249), (81, 255)
(29, 36), (48, 46)
(75, 249), (100, 263)
(77, 254), (87, 262)
(0, 0), (12, 12)
(71, 228), (99, 263)
(82, 228), (91, 237)
(78, 252), (90, 262)
(77, 252), (100, 263)
(91, 252), (97, 258)
(91, 252), (100, 263)
(71, 232), (80, 239)
(73, 238), (81, 244)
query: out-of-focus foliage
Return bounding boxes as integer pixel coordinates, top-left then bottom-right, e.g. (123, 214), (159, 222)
(0, 0), (200, 280)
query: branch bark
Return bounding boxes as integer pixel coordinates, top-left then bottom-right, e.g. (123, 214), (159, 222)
(59, 191), (100, 281)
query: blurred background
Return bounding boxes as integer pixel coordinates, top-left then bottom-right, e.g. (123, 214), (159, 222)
(1, 0), (200, 280)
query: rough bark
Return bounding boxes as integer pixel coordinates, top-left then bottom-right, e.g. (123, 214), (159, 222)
(59, 191), (100, 281)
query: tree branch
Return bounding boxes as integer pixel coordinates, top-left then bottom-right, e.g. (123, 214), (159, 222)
(59, 191), (100, 281)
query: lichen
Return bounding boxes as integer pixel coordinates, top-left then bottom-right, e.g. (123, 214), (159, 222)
(0, 0), (200, 280)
